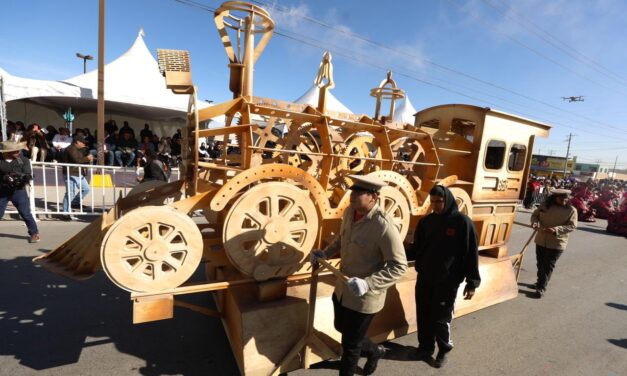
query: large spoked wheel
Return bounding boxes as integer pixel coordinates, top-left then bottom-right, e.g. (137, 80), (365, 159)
(378, 186), (411, 240)
(449, 187), (474, 218)
(223, 182), (319, 281)
(101, 206), (203, 293)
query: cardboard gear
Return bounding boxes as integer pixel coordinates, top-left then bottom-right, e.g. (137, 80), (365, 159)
(0, 140), (28, 153)
(348, 174), (387, 192)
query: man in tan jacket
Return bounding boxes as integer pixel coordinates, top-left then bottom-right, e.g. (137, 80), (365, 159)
(312, 175), (407, 376)
(531, 188), (577, 298)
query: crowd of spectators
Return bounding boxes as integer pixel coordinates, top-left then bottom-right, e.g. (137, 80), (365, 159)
(523, 175), (627, 236)
(2, 119), (185, 169)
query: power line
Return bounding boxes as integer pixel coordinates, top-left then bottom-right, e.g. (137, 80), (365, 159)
(497, 0), (627, 86)
(481, 0), (627, 88)
(170, 0), (627, 141)
(252, 0), (627, 134)
(446, 0), (627, 98)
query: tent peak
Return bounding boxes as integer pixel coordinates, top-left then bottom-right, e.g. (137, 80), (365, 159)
(138, 28), (145, 38)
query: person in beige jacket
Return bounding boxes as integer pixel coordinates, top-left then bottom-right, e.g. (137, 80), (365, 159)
(312, 175), (407, 376)
(531, 188), (577, 298)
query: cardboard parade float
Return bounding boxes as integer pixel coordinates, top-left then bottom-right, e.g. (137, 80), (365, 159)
(34, 2), (550, 375)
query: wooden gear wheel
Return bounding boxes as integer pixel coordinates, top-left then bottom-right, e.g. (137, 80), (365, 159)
(389, 136), (429, 190)
(100, 206), (204, 293)
(378, 186), (411, 240)
(334, 135), (381, 187)
(449, 187), (474, 218)
(277, 123), (322, 177)
(222, 182), (319, 281)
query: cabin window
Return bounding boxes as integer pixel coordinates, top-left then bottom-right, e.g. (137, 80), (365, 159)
(508, 144), (527, 171)
(419, 118), (440, 130)
(451, 118), (475, 143)
(484, 140), (506, 170)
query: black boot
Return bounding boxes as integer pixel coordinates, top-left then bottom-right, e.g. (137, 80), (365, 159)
(412, 347), (434, 361)
(433, 349), (450, 368)
(363, 344), (386, 375)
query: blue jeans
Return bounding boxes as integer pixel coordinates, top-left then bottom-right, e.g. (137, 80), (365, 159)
(0, 188), (39, 235)
(115, 150), (136, 167)
(63, 176), (90, 212)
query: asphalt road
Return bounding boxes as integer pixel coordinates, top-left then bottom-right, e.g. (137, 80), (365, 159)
(1, 211), (626, 376)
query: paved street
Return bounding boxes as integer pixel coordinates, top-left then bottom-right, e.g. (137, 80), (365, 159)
(1, 211), (626, 376)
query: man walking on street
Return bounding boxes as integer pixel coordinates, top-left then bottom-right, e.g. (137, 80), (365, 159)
(61, 135), (93, 220)
(531, 188), (577, 298)
(312, 175), (407, 376)
(0, 140), (40, 242)
(411, 185), (481, 368)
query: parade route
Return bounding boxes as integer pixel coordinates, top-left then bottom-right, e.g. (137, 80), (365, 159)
(1, 211), (626, 376)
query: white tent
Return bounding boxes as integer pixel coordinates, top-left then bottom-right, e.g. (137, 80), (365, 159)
(1, 30), (219, 137)
(294, 85), (353, 114)
(393, 95), (417, 125)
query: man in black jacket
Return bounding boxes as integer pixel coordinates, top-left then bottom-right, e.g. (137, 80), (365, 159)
(411, 185), (481, 368)
(0, 140), (40, 242)
(61, 135), (93, 220)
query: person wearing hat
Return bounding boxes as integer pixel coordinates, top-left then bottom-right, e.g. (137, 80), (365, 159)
(61, 134), (94, 220)
(0, 140), (40, 243)
(531, 188), (577, 298)
(311, 174), (407, 376)
(411, 185), (480, 368)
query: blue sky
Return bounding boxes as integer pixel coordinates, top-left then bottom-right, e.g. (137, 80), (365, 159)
(1, 0), (626, 169)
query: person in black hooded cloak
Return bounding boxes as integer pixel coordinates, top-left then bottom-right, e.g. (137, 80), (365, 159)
(411, 185), (481, 368)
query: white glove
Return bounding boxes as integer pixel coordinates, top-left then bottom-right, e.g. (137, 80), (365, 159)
(310, 249), (326, 264)
(347, 277), (369, 297)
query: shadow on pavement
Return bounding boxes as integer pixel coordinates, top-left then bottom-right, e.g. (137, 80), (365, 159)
(607, 339), (627, 349)
(606, 302), (627, 311)
(0, 256), (238, 375)
(576, 226), (617, 236)
(517, 288), (540, 299)
(381, 341), (417, 361)
(0, 232), (31, 241)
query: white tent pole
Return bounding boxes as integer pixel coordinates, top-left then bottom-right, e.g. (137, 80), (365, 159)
(0, 76), (6, 141)
(96, 0), (106, 165)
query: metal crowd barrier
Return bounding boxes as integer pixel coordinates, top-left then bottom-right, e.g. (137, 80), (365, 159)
(3, 162), (180, 219)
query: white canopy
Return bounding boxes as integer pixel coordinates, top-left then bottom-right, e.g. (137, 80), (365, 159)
(294, 85), (353, 114)
(393, 95), (417, 125)
(0, 30), (209, 121)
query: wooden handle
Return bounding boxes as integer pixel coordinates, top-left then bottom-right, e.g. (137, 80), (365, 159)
(317, 258), (349, 282)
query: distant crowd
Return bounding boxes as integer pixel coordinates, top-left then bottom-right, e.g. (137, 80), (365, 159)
(523, 175), (627, 236)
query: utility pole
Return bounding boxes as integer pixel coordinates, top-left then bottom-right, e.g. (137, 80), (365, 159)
(611, 155), (618, 180)
(562, 133), (574, 177)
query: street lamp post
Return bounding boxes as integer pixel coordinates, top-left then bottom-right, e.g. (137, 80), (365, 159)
(76, 52), (94, 74)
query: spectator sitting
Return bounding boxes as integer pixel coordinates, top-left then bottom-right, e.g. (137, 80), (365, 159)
(104, 119), (118, 136)
(171, 137), (182, 158)
(51, 127), (73, 162)
(199, 142), (210, 161)
(209, 141), (223, 159)
(120, 121), (135, 140)
(172, 128), (183, 142)
(151, 134), (160, 150)
(115, 131), (137, 167)
(26, 123), (49, 162)
(45, 125), (58, 145)
(12, 121), (26, 141)
(136, 135), (156, 166)
(83, 128), (96, 150)
(140, 123), (153, 141)
(104, 131), (117, 166)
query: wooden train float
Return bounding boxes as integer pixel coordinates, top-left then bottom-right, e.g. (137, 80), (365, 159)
(34, 2), (550, 375)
